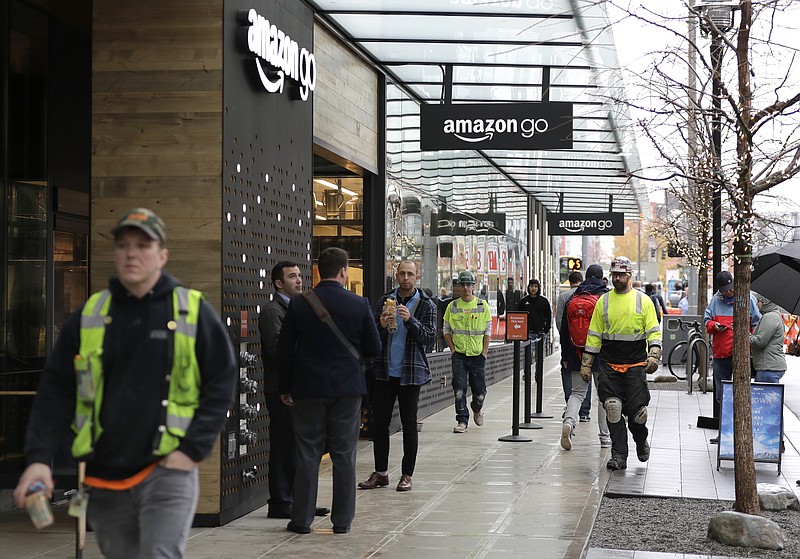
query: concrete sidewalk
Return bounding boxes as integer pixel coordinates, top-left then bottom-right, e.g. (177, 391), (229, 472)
(2, 352), (800, 559)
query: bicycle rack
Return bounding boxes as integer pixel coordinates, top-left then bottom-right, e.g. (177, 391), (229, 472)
(686, 327), (710, 395)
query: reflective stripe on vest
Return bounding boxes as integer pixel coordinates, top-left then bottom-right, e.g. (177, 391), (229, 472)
(594, 290), (649, 341)
(446, 299), (490, 356)
(71, 287), (204, 459)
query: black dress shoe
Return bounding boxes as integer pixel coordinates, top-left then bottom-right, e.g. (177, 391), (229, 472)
(267, 507), (292, 519)
(333, 526), (350, 534)
(286, 522), (310, 534)
(315, 507), (330, 516)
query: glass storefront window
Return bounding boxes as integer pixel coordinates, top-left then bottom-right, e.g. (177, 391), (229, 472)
(385, 83), (529, 345)
(312, 176), (364, 295)
(4, 189), (47, 371)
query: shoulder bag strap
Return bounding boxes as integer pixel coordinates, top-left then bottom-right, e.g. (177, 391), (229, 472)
(302, 290), (362, 362)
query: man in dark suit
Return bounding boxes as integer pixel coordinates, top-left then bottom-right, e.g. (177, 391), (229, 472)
(259, 261), (329, 520)
(277, 247), (381, 535)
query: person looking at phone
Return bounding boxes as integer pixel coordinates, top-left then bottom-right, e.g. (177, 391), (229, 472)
(703, 270), (761, 443)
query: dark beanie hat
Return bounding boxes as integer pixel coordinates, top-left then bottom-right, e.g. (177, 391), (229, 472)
(585, 264), (603, 280)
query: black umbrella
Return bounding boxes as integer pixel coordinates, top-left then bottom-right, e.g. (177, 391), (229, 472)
(751, 240), (800, 315)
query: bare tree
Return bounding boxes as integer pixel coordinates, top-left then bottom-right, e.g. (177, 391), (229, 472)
(604, 0), (800, 515)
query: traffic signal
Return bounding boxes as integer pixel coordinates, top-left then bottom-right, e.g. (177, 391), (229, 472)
(568, 257), (582, 271)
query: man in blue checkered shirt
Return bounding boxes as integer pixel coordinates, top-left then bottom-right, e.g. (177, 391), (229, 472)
(358, 260), (436, 492)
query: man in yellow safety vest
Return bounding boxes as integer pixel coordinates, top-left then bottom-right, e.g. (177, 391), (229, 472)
(581, 256), (662, 471)
(15, 208), (236, 558)
(443, 271), (492, 434)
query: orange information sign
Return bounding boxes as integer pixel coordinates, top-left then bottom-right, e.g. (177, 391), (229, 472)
(506, 312), (528, 341)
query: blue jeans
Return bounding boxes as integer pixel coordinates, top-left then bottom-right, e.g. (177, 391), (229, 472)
(713, 356), (733, 405)
(451, 352), (487, 425)
(755, 370), (785, 383)
(561, 367), (591, 417)
(87, 464), (199, 559)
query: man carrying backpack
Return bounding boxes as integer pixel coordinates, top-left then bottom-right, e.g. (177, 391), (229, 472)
(559, 265), (611, 450)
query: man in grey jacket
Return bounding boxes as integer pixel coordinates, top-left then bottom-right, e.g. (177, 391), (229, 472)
(750, 293), (787, 383)
(259, 261), (328, 520)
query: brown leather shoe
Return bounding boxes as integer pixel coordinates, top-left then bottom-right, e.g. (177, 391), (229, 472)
(358, 472), (389, 489)
(396, 474), (412, 492)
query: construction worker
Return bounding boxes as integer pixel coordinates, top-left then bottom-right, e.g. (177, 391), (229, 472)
(581, 256), (662, 471)
(15, 208), (237, 558)
(443, 270), (492, 433)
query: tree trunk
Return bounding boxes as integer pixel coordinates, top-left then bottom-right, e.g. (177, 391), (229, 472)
(732, 257), (759, 515)
(731, 0), (760, 517)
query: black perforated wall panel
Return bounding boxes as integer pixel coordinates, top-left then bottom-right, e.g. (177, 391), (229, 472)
(217, 0), (313, 523)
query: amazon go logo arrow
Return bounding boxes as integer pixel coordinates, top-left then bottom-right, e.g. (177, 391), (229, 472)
(420, 102), (573, 151)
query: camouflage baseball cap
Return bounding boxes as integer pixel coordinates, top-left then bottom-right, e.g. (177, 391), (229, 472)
(112, 208), (166, 242)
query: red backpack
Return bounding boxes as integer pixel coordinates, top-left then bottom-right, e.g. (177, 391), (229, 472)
(566, 292), (601, 352)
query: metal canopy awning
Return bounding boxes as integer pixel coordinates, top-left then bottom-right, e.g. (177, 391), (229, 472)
(308, 0), (648, 221)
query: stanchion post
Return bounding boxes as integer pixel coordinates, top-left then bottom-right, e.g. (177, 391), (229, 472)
(529, 334), (553, 419)
(519, 337), (543, 429)
(499, 339), (531, 442)
(523, 340), (532, 420)
(500, 313), (532, 442)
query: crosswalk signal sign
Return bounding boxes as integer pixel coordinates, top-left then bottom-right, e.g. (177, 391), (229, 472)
(568, 258), (582, 271)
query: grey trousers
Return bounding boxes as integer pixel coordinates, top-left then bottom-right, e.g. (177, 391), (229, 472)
(292, 396), (361, 530)
(86, 465), (198, 559)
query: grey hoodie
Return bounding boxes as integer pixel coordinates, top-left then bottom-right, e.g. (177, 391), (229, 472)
(750, 293), (787, 372)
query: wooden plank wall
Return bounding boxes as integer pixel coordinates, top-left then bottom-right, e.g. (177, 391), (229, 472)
(313, 23), (379, 174)
(91, 0), (223, 307)
(91, 0), (224, 514)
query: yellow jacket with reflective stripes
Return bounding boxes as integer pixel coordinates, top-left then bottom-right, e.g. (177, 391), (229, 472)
(584, 289), (661, 364)
(443, 297), (492, 356)
(71, 286), (203, 459)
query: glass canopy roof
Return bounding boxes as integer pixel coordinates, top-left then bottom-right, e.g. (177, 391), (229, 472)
(309, 0), (648, 220)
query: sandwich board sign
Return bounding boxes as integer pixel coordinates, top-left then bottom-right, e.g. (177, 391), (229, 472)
(717, 381), (783, 473)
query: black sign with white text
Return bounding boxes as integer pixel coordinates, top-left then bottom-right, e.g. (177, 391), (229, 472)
(547, 212), (624, 236)
(420, 102), (573, 151)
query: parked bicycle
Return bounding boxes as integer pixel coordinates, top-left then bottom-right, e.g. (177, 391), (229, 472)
(666, 318), (710, 393)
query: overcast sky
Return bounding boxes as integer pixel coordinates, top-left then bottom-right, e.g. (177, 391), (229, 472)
(604, 1), (800, 213)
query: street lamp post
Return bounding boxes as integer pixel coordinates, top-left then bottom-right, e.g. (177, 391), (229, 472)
(697, 0), (736, 289)
(696, 0), (736, 426)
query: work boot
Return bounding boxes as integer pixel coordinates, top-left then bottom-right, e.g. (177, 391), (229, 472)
(471, 406), (485, 426)
(636, 440), (650, 462)
(606, 454), (627, 471)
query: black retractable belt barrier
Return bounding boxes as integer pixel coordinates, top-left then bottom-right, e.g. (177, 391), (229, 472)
(519, 339), (542, 429)
(529, 335), (553, 420)
(498, 339), (533, 442)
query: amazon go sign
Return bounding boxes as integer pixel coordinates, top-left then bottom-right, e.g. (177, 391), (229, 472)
(420, 102), (573, 151)
(237, 9), (316, 101)
(547, 212), (625, 236)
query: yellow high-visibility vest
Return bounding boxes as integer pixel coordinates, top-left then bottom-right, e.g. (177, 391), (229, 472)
(71, 287), (203, 458)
